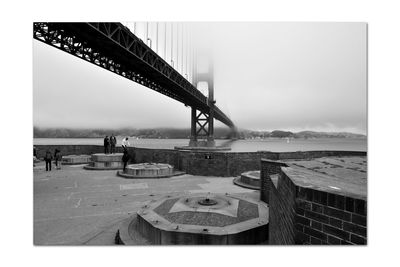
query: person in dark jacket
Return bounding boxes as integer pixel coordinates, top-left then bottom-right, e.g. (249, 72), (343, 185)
(110, 134), (117, 154)
(104, 136), (110, 154)
(54, 149), (62, 170)
(44, 150), (53, 171)
(122, 150), (130, 171)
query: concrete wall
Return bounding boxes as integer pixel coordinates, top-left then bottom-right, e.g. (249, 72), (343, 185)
(35, 145), (106, 159)
(35, 145), (366, 178)
(260, 159), (367, 245)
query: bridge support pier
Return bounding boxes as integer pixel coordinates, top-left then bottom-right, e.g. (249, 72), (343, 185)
(188, 59), (216, 148)
(175, 56), (230, 151)
(189, 107), (215, 148)
(189, 107), (198, 147)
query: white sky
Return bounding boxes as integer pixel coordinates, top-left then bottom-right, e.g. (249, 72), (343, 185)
(33, 22), (367, 134)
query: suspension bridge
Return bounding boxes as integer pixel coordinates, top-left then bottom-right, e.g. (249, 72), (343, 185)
(33, 22), (235, 146)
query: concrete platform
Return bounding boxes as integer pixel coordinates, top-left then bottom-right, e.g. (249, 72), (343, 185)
(117, 170), (186, 179)
(83, 153), (124, 170)
(128, 193), (268, 245)
(233, 171), (260, 190)
(33, 161), (255, 245)
(62, 154), (91, 165)
(286, 156), (367, 199)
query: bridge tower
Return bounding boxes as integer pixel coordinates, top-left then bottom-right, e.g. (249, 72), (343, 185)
(189, 59), (216, 147)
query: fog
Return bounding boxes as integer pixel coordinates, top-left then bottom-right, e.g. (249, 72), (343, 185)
(33, 22), (367, 134)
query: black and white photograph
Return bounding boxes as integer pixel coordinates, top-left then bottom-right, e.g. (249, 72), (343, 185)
(3, 0), (400, 266)
(33, 21), (367, 245)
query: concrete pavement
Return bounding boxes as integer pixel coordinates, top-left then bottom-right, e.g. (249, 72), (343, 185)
(33, 162), (256, 245)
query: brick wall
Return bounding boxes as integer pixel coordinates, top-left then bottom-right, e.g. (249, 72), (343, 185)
(294, 187), (367, 245)
(260, 159), (367, 245)
(260, 159), (288, 203)
(268, 169), (297, 244)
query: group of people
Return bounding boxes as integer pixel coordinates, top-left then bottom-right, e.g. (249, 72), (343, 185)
(43, 148), (62, 171)
(103, 134), (117, 154)
(36, 136), (133, 172)
(103, 135), (131, 171)
(103, 135), (131, 153)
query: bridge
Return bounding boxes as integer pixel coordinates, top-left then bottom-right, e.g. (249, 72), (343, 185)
(33, 22), (235, 146)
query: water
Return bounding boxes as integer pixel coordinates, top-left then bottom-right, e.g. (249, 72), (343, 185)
(33, 137), (367, 152)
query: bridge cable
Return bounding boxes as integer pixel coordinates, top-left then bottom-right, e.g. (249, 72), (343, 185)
(170, 22), (174, 68)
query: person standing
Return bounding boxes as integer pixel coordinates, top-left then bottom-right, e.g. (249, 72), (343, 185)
(44, 150), (53, 171)
(110, 134), (117, 154)
(54, 149), (62, 170)
(121, 137), (130, 152)
(122, 150), (130, 172)
(104, 135), (110, 154)
(33, 146), (38, 167)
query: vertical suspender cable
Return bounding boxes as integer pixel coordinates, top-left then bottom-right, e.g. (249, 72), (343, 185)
(164, 22), (167, 60)
(186, 24), (188, 79)
(177, 23), (180, 73)
(156, 22), (159, 53)
(182, 23), (184, 75)
(171, 22), (174, 68)
(176, 22), (179, 71)
(146, 22), (149, 44)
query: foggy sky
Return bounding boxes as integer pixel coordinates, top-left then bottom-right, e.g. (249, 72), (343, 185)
(33, 22), (367, 134)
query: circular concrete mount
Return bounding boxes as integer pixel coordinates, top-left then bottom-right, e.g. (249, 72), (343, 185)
(233, 171), (260, 190)
(62, 154), (91, 165)
(124, 163), (173, 177)
(91, 153), (123, 162)
(125, 193), (268, 245)
(84, 153), (124, 170)
(117, 170), (185, 179)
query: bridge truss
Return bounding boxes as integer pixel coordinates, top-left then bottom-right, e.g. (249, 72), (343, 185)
(33, 22), (234, 129)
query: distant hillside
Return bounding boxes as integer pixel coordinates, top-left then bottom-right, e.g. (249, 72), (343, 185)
(33, 127), (232, 139)
(237, 129), (365, 139)
(294, 131), (366, 139)
(33, 127), (366, 139)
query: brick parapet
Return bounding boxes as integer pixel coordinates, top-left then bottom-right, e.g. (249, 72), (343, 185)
(260, 160), (367, 245)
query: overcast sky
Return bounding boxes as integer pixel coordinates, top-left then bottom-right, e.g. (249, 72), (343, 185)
(33, 22), (367, 134)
